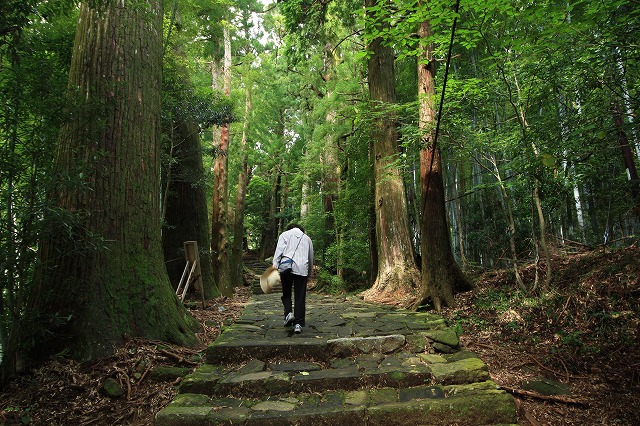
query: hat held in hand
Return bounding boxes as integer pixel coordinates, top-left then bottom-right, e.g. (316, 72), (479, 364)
(260, 266), (281, 294)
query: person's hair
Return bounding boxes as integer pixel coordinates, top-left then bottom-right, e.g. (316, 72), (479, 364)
(286, 223), (305, 233)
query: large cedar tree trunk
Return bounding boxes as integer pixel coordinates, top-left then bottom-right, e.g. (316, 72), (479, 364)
(27, 0), (197, 362)
(321, 44), (340, 274)
(162, 118), (217, 298)
(362, 0), (420, 304)
(211, 28), (232, 295)
(231, 88), (252, 285)
(413, 20), (471, 311)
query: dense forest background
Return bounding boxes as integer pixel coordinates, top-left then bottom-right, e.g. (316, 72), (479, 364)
(1, 0), (638, 390)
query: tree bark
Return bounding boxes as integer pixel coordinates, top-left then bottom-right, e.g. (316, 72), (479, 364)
(453, 161), (468, 269)
(231, 87), (253, 286)
(321, 43), (340, 274)
(412, 21), (472, 311)
(211, 27), (232, 295)
(28, 0), (197, 363)
(362, 0), (420, 304)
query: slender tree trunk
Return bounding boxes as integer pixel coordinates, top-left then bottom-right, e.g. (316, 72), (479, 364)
(231, 87), (253, 286)
(362, 0), (420, 304)
(300, 181), (310, 219)
(412, 19), (471, 311)
(533, 181), (552, 288)
(321, 43), (340, 274)
(481, 155), (526, 290)
(530, 197), (541, 289)
(279, 174), (289, 235)
(498, 57), (552, 288)
(406, 161), (421, 257)
(368, 140), (378, 286)
(513, 68), (552, 288)
(453, 161), (467, 269)
(27, 0), (197, 363)
(322, 121), (339, 273)
(211, 27), (232, 295)
(259, 170), (281, 261)
(1, 76), (20, 384)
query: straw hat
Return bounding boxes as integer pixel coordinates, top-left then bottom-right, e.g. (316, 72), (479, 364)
(260, 266), (281, 294)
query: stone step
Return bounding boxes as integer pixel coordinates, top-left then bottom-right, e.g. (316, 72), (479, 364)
(179, 351), (449, 398)
(242, 257), (270, 294)
(156, 381), (516, 426)
(155, 294), (517, 425)
(204, 295), (460, 363)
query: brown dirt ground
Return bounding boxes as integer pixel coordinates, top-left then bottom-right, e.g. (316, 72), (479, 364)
(1, 245), (639, 425)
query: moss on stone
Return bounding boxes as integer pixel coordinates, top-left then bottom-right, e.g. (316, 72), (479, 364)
(430, 357), (489, 385)
(149, 366), (194, 382)
(423, 327), (460, 348)
(170, 393), (211, 407)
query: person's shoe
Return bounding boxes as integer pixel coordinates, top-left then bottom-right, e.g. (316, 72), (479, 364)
(284, 312), (294, 327)
(294, 324), (302, 334)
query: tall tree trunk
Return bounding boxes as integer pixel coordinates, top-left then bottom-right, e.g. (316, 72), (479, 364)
(533, 180), (552, 288)
(300, 181), (309, 219)
(479, 154), (526, 290)
(362, 0), (420, 304)
(162, 118), (217, 298)
(453, 161), (467, 268)
(368, 140), (378, 285)
(499, 57), (552, 288)
(322, 118), (339, 273)
(27, 0), (197, 363)
(412, 20), (471, 311)
(211, 27), (232, 295)
(321, 43), (340, 274)
(259, 170), (282, 261)
(231, 87), (253, 286)
(1, 74), (21, 384)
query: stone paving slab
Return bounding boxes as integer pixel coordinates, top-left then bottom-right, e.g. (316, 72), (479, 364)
(156, 293), (517, 425)
(205, 294), (457, 364)
(180, 353), (436, 397)
(156, 381), (516, 426)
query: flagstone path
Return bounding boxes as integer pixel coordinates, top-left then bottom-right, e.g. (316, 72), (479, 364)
(155, 288), (517, 425)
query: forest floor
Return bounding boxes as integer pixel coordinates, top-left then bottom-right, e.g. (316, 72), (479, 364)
(1, 245), (639, 425)
(440, 243), (640, 425)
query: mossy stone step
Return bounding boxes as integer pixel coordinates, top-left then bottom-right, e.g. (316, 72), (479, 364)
(155, 381), (517, 426)
(157, 294), (516, 425)
(205, 333), (421, 364)
(180, 354), (438, 397)
(205, 337), (330, 364)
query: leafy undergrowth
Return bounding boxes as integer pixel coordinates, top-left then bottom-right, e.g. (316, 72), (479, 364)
(441, 244), (640, 425)
(1, 246), (639, 425)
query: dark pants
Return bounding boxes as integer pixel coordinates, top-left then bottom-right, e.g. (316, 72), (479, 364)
(281, 269), (307, 326)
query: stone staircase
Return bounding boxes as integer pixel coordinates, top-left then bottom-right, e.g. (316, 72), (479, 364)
(241, 255), (271, 295)
(155, 291), (517, 425)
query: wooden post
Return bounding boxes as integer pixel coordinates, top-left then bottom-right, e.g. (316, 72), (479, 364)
(177, 241), (205, 308)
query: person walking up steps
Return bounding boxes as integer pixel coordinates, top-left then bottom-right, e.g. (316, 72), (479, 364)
(273, 223), (314, 334)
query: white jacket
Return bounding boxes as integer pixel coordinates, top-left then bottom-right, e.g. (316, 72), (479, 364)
(272, 227), (314, 276)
